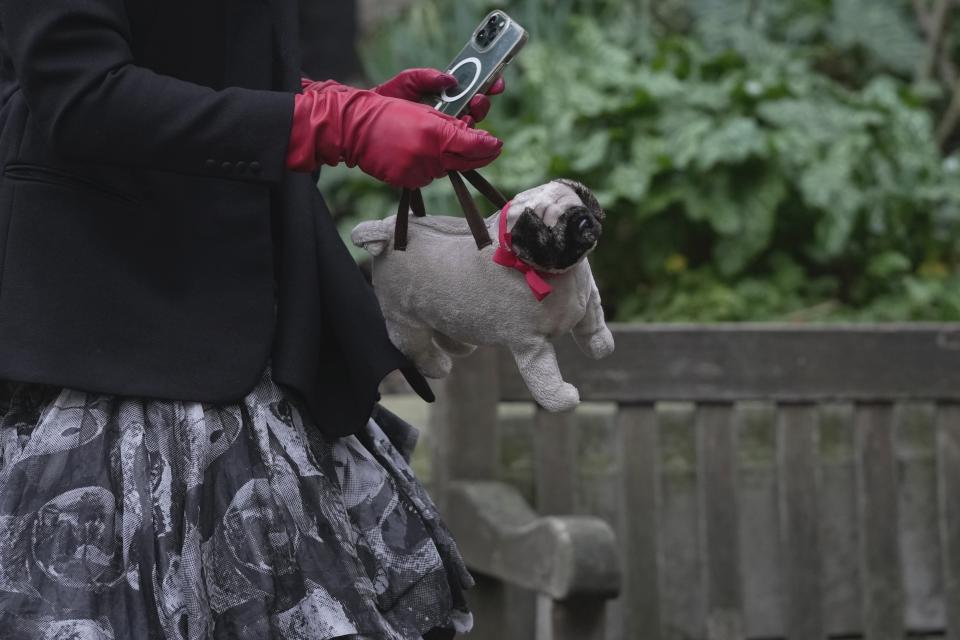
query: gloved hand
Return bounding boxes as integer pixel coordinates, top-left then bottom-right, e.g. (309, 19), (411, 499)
(371, 68), (456, 101)
(460, 76), (505, 127)
(286, 83), (503, 188)
(301, 68), (506, 126)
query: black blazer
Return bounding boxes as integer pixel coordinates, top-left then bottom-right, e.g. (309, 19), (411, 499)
(0, 0), (433, 436)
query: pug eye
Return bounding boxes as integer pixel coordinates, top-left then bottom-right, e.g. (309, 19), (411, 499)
(577, 217), (592, 233)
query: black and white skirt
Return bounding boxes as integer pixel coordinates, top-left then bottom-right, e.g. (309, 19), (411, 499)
(0, 366), (473, 640)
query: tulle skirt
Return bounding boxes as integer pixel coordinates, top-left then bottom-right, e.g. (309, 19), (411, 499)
(0, 366), (473, 639)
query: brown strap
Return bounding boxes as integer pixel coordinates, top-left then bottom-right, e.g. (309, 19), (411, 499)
(448, 171), (493, 249)
(461, 169), (508, 209)
(393, 188), (411, 251)
(410, 188), (426, 217)
(392, 170), (503, 250)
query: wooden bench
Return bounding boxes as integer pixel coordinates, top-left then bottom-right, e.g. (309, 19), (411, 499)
(427, 323), (960, 640)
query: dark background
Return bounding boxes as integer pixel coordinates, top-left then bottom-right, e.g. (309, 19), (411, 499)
(299, 0), (361, 82)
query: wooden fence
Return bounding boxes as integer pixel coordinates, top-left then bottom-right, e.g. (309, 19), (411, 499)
(426, 324), (960, 640)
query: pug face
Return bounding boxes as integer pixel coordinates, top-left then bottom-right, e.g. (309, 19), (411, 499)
(507, 179), (605, 273)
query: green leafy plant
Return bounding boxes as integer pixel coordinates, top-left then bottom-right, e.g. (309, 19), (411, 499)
(321, 0), (960, 321)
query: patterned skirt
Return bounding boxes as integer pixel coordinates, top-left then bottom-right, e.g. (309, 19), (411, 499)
(0, 366), (473, 640)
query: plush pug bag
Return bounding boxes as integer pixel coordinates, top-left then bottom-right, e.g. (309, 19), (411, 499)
(351, 170), (614, 412)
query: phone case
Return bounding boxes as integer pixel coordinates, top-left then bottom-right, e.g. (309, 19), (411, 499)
(434, 10), (528, 117)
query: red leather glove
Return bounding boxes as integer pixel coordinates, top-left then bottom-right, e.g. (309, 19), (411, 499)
(460, 76), (505, 127)
(286, 83), (503, 188)
(371, 68), (457, 101)
(302, 68), (506, 126)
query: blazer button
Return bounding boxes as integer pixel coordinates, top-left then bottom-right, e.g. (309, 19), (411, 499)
(221, 161), (233, 172)
(249, 161), (262, 175)
(236, 161), (248, 173)
(205, 158), (217, 170)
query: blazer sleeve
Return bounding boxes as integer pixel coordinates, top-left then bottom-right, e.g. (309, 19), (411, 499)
(0, 0), (295, 184)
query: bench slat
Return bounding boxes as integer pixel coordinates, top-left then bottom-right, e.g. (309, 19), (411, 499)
(816, 403), (862, 634)
(855, 404), (905, 640)
(938, 404), (960, 640)
(777, 404), (825, 640)
(698, 404), (745, 640)
(896, 402), (943, 630)
(657, 403), (705, 640)
(430, 347), (500, 492)
(535, 409), (578, 515)
(618, 405), (662, 640)
(736, 402), (782, 637)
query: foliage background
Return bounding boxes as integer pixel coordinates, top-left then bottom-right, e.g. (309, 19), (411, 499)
(320, 0), (960, 321)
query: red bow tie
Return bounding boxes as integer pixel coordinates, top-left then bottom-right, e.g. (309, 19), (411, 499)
(492, 201), (552, 302)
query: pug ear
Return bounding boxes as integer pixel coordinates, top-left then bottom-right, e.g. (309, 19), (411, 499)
(555, 179), (605, 222)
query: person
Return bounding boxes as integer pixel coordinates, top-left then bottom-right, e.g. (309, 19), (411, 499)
(0, 0), (505, 638)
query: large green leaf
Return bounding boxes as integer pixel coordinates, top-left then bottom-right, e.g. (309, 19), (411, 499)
(714, 171), (788, 275)
(828, 0), (926, 75)
(695, 117), (768, 170)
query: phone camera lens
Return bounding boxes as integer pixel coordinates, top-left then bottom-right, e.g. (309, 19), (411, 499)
(476, 31), (488, 45)
(488, 15), (498, 25)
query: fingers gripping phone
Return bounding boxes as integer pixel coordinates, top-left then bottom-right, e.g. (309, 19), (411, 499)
(434, 10), (528, 117)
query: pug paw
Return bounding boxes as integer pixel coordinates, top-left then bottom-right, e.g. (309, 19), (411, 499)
(537, 383), (580, 412)
(586, 327), (615, 359)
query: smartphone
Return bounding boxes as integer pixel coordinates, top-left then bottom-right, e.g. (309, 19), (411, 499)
(434, 10), (528, 117)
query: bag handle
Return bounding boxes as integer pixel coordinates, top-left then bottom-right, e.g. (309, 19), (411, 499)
(393, 170), (508, 251)
(461, 169), (508, 209)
